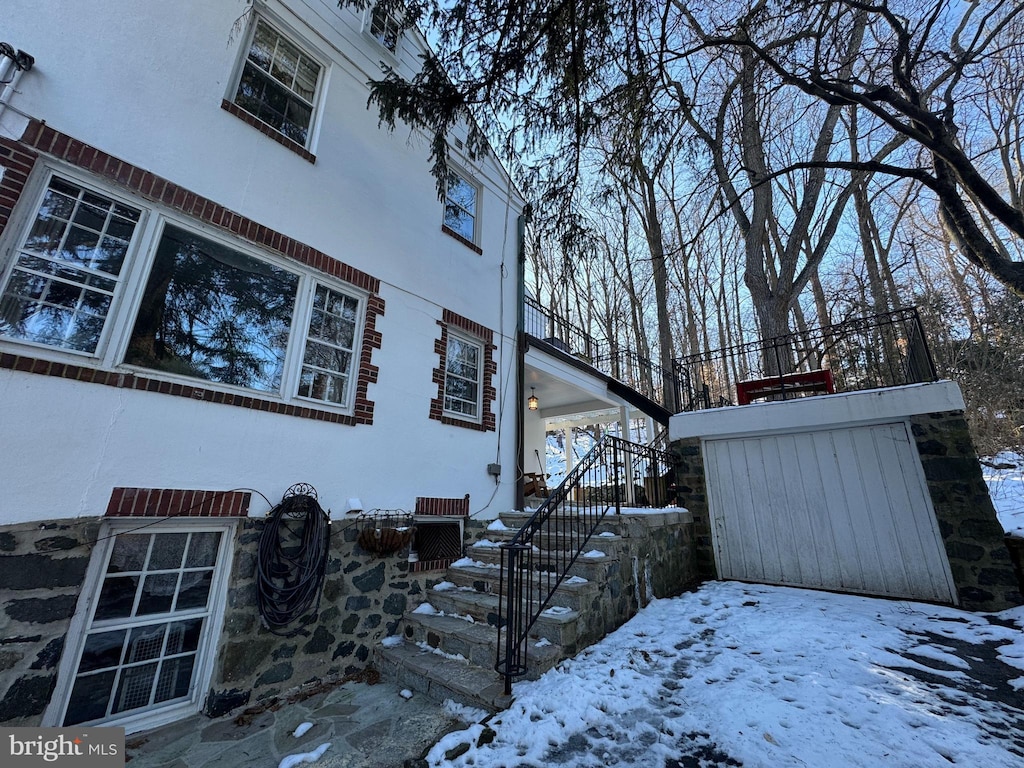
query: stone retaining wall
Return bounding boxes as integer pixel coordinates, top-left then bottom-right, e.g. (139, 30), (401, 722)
(670, 439), (716, 582)
(909, 411), (1021, 610)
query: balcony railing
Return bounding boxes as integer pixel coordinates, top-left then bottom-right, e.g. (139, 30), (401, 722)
(672, 307), (937, 411)
(524, 296), (682, 409)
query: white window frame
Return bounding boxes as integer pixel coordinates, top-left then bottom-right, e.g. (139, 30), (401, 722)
(365, 3), (403, 55)
(43, 519), (237, 734)
(0, 164), (368, 415)
(443, 168), (481, 245)
(0, 171), (150, 360)
(443, 329), (484, 422)
(228, 13), (327, 150)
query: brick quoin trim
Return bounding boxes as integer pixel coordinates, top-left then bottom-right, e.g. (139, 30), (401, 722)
(0, 122), (383, 426)
(415, 495), (470, 517)
(429, 308), (497, 432)
(106, 487), (251, 518)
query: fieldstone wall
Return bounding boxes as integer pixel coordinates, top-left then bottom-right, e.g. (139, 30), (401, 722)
(0, 518), (99, 727)
(670, 438), (717, 581)
(909, 411), (1021, 611)
(464, 510), (698, 649)
(206, 517), (445, 717)
(582, 510), (697, 645)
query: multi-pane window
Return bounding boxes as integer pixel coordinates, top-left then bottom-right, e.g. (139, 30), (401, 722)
(0, 172), (365, 412)
(0, 177), (141, 353)
(233, 18), (322, 146)
(369, 5), (402, 53)
(61, 529), (228, 727)
(299, 285), (360, 405)
(443, 170), (478, 243)
(444, 332), (482, 419)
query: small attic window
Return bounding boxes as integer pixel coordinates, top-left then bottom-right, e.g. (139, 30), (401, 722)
(370, 5), (402, 54)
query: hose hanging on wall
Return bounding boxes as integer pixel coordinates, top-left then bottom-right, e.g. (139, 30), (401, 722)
(256, 483), (330, 637)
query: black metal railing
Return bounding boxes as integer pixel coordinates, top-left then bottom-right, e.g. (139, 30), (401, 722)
(672, 307), (937, 411)
(524, 295), (599, 361)
(496, 435), (674, 694)
(592, 349), (682, 408)
(524, 297), (686, 411)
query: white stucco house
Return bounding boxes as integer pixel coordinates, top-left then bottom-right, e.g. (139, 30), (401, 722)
(0, 0), (532, 730)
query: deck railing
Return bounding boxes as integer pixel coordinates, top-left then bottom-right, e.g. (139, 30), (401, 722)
(496, 435), (674, 694)
(672, 307), (937, 411)
(524, 297), (683, 410)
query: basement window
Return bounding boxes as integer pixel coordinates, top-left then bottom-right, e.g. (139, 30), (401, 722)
(48, 521), (235, 732)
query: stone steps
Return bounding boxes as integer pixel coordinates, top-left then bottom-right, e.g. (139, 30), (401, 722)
(398, 611), (563, 678)
(376, 508), (622, 712)
(375, 642), (512, 712)
(465, 541), (615, 582)
(424, 584), (582, 651)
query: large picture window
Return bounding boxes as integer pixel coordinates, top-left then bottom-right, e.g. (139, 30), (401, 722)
(232, 18), (322, 147)
(125, 225), (298, 392)
(0, 172), (367, 413)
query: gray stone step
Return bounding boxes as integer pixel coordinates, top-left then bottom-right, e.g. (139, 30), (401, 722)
(444, 564), (598, 612)
(493, 510), (628, 537)
(422, 586), (582, 651)
(398, 611), (564, 678)
(375, 642), (512, 713)
(466, 542), (616, 582)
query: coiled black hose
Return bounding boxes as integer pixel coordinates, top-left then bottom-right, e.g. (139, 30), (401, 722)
(255, 492), (330, 636)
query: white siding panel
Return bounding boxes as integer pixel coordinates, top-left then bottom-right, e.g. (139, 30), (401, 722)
(705, 422), (955, 603)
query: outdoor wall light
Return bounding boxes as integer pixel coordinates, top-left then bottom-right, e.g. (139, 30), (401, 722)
(528, 387), (539, 411)
(0, 42), (34, 85)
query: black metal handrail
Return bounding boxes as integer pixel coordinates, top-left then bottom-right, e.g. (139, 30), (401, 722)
(672, 307), (937, 411)
(495, 435), (674, 694)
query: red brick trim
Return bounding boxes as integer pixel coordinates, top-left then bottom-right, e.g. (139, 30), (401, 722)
(415, 495), (470, 517)
(220, 99), (316, 163)
(9, 122), (378, 295)
(0, 124), (383, 426)
(0, 141), (39, 235)
(410, 557), (455, 573)
(0, 351), (380, 424)
(429, 308), (497, 432)
(106, 487), (251, 517)
(441, 224), (483, 255)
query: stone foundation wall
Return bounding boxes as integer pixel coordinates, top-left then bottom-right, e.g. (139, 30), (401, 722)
(206, 517), (445, 716)
(671, 439), (716, 581)
(909, 411), (1021, 610)
(0, 515), (452, 726)
(0, 518), (99, 727)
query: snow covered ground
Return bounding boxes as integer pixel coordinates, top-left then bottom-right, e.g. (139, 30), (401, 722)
(427, 581), (1024, 768)
(985, 451), (1024, 537)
